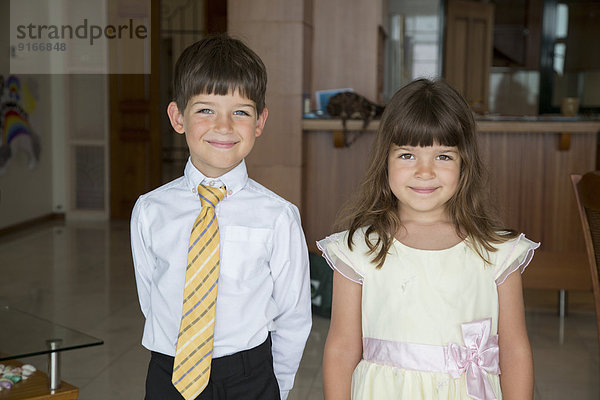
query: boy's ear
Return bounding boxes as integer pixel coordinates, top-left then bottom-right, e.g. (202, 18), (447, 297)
(255, 107), (268, 138)
(167, 101), (185, 134)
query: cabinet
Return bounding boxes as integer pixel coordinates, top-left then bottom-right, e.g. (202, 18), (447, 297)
(443, 0), (494, 113)
(492, 0), (543, 69)
(564, 2), (600, 72)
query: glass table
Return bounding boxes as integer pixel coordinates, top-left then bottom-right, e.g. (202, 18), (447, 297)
(0, 305), (103, 398)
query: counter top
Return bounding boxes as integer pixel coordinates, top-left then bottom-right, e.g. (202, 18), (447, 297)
(302, 115), (600, 133)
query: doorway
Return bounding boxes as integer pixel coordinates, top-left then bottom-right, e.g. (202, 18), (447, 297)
(109, 0), (226, 219)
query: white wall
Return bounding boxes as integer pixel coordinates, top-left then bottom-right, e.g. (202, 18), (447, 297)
(0, 1), (58, 229)
(0, 78), (57, 229)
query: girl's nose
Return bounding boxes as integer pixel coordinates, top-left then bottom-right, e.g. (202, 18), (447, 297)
(415, 160), (435, 179)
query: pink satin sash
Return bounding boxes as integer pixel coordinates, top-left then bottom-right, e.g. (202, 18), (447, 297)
(362, 318), (500, 400)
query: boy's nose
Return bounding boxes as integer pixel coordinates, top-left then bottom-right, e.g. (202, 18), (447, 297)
(214, 114), (233, 133)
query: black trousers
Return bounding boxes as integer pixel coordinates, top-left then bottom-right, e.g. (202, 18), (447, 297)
(145, 335), (280, 400)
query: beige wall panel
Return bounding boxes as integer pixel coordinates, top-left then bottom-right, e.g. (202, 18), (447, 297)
(302, 130), (376, 248)
(230, 23), (305, 96)
(303, 21), (313, 94)
(312, 0), (382, 100)
(249, 94), (303, 168)
(228, 0), (305, 22)
(250, 165), (303, 208)
(228, 0), (309, 210)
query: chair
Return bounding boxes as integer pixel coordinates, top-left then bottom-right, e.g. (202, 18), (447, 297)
(571, 171), (600, 355)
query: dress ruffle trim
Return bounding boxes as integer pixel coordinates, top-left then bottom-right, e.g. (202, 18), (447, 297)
(495, 233), (540, 286)
(316, 233), (364, 284)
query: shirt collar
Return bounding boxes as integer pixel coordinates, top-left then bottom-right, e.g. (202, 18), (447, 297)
(184, 158), (248, 197)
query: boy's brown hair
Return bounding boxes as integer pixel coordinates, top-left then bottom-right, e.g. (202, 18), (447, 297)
(172, 34), (267, 115)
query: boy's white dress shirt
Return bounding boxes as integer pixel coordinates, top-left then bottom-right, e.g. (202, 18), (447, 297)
(131, 159), (312, 399)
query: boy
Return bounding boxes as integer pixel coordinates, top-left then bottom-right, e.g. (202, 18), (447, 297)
(131, 34), (312, 400)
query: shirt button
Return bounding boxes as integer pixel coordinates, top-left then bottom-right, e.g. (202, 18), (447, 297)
(227, 190), (233, 196)
(192, 187), (197, 193)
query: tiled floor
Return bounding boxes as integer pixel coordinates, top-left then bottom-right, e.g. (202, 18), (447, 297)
(0, 220), (598, 399)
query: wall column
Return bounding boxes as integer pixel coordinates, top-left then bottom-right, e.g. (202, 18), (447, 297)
(228, 0), (313, 209)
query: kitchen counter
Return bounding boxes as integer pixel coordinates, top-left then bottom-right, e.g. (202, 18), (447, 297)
(302, 115), (600, 133)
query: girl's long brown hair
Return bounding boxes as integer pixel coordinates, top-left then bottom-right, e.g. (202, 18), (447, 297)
(337, 78), (517, 268)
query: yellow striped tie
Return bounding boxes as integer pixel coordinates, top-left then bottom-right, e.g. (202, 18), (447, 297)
(172, 184), (226, 399)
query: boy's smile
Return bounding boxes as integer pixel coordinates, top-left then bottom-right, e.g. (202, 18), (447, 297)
(167, 91), (268, 178)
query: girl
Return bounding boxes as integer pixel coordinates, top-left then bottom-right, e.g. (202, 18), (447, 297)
(318, 79), (537, 400)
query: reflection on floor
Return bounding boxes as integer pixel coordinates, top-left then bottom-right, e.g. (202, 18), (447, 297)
(0, 220), (597, 399)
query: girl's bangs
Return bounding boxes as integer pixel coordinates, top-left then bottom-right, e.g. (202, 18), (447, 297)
(390, 107), (463, 148)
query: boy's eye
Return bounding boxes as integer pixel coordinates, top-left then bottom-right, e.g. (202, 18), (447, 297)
(233, 110), (251, 116)
(197, 108), (213, 114)
(399, 153), (414, 160)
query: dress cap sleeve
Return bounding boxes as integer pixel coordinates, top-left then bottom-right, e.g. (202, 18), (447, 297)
(316, 231), (364, 284)
(494, 233), (540, 285)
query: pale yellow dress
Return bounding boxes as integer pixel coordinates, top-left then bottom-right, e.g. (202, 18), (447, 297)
(317, 228), (538, 400)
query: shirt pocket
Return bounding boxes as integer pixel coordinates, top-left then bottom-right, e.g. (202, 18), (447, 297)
(219, 226), (272, 281)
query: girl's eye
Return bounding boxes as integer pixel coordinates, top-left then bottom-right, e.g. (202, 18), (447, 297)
(437, 154), (453, 161)
(399, 153), (414, 160)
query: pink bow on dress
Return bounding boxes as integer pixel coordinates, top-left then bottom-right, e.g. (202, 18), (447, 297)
(445, 318), (501, 400)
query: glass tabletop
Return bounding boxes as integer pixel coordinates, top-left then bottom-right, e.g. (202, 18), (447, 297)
(0, 305), (103, 361)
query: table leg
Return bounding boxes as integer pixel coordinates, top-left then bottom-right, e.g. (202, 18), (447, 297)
(46, 338), (62, 390)
(558, 289), (567, 318)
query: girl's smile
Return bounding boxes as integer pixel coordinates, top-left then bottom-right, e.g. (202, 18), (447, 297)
(409, 186), (439, 194)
